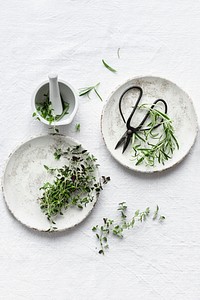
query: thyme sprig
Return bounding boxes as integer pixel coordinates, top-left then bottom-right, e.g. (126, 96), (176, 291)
(39, 145), (107, 227)
(79, 82), (103, 101)
(132, 104), (179, 166)
(92, 203), (165, 255)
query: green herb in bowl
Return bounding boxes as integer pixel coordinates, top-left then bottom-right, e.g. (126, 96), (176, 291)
(35, 93), (69, 125)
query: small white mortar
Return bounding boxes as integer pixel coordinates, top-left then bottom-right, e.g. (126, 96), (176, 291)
(32, 79), (78, 126)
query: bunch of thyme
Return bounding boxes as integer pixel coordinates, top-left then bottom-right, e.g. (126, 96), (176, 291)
(39, 145), (108, 227)
(132, 104), (179, 166)
(92, 203), (165, 255)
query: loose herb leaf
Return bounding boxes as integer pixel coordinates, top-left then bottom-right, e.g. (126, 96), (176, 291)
(159, 215), (165, 222)
(117, 48), (120, 59)
(102, 59), (117, 73)
(75, 123), (81, 132)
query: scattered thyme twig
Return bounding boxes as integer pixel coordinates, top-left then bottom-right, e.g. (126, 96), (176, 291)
(131, 104), (179, 166)
(102, 59), (117, 73)
(92, 203), (165, 255)
(39, 145), (110, 229)
(79, 82), (103, 101)
(75, 123), (81, 132)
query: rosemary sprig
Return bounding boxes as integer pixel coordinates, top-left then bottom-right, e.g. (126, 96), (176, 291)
(79, 82), (103, 101)
(132, 104), (179, 166)
(39, 145), (108, 227)
(102, 59), (117, 73)
(93, 203), (165, 255)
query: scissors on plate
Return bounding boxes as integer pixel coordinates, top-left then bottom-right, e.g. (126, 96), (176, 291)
(115, 86), (168, 153)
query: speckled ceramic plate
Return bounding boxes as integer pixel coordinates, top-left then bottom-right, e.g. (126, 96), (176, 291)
(2, 135), (99, 231)
(101, 76), (198, 173)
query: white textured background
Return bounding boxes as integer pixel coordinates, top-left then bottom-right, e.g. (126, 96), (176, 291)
(0, 1), (200, 299)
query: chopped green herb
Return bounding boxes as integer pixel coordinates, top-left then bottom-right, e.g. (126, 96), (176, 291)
(93, 203), (165, 255)
(102, 59), (117, 73)
(33, 93), (69, 125)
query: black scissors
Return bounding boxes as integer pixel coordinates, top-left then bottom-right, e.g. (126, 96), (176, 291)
(115, 86), (168, 153)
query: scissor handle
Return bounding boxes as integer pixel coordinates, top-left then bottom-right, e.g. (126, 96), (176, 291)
(119, 86), (143, 124)
(138, 99), (168, 131)
(137, 98), (168, 130)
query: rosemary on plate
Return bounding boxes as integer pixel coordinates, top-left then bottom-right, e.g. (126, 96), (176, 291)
(92, 203), (165, 255)
(132, 104), (179, 166)
(38, 145), (109, 229)
(79, 82), (103, 101)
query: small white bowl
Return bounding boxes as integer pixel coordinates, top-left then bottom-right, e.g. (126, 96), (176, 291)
(32, 79), (78, 126)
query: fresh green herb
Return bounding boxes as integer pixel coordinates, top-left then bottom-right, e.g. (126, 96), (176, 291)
(132, 104), (179, 166)
(34, 93), (69, 125)
(39, 145), (107, 228)
(102, 59), (117, 73)
(93, 203), (165, 255)
(79, 82), (103, 101)
(75, 123), (81, 132)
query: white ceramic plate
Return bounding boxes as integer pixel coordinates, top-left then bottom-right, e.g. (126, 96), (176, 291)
(2, 135), (99, 231)
(101, 76), (198, 172)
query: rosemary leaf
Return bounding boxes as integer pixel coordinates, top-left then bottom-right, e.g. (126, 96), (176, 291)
(102, 59), (117, 73)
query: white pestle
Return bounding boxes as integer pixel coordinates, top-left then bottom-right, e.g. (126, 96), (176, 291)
(48, 73), (63, 116)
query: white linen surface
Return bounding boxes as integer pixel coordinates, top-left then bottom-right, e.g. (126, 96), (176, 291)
(0, 1), (200, 299)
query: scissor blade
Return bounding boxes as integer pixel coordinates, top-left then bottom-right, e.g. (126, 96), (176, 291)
(115, 132), (127, 150)
(122, 135), (131, 153)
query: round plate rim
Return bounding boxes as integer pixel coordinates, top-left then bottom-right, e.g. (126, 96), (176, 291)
(2, 134), (99, 232)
